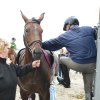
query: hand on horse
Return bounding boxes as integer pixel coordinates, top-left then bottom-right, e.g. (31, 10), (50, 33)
(32, 60), (40, 68)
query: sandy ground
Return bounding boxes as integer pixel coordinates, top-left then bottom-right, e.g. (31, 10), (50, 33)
(16, 70), (85, 100)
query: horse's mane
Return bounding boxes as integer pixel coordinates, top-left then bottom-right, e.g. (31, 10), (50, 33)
(16, 48), (25, 64)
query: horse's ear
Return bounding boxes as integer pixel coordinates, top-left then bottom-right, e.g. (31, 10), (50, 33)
(20, 10), (28, 23)
(38, 13), (45, 23)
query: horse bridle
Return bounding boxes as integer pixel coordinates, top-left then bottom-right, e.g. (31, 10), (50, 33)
(23, 20), (42, 53)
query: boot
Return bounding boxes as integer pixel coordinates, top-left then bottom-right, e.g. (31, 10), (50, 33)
(57, 76), (70, 88)
(57, 76), (64, 84)
(58, 64), (70, 88)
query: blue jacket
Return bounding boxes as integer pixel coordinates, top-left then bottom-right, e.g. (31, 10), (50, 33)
(42, 25), (97, 64)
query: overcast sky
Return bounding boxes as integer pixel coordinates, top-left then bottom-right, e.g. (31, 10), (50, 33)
(0, 0), (99, 49)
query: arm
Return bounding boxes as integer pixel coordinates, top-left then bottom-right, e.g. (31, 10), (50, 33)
(42, 34), (66, 51)
(12, 63), (34, 77)
(11, 60), (40, 77)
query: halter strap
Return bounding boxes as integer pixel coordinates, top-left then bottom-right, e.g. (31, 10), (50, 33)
(25, 19), (40, 27)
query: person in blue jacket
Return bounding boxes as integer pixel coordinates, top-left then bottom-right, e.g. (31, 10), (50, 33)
(42, 16), (97, 100)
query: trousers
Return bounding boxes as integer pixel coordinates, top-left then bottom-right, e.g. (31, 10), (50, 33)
(60, 56), (96, 100)
(50, 67), (56, 100)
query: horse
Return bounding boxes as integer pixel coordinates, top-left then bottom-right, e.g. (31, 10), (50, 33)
(16, 11), (56, 100)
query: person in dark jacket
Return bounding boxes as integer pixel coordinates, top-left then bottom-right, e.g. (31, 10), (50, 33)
(42, 16), (97, 100)
(57, 48), (70, 88)
(0, 38), (40, 100)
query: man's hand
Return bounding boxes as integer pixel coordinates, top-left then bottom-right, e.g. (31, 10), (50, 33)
(32, 60), (40, 68)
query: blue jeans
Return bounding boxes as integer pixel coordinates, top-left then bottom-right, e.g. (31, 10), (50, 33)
(49, 84), (56, 100)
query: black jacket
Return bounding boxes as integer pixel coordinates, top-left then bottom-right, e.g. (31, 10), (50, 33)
(0, 57), (33, 100)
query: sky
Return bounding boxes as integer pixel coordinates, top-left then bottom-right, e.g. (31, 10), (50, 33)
(0, 0), (99, 49)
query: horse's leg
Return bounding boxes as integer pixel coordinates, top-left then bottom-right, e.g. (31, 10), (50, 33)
(43, 93), (50, 100)
(30, 93), (35, 100)
(44, 92), (50, 100)
(20, 89), (29, 100)
(39, 90), (50, 100)
(39, 95), (43, 100)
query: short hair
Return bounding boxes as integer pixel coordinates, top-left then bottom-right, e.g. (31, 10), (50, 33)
(12, 37), (16, 41)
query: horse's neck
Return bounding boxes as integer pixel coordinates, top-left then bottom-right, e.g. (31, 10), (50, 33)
(24, 49), (32, 63)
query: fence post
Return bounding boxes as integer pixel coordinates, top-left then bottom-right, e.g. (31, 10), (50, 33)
(94, 8), (100, 100)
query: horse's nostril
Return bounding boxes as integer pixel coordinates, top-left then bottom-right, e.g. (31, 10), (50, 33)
(32, 49), (42, 60)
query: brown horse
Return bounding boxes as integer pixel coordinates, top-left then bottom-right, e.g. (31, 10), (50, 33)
(16, 11), (55, 100)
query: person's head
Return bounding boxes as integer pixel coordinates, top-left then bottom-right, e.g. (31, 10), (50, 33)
(63, 16), (79, 31)
(0, 38), (10, 58)
(11, 37), (16, 42)
(59, 48), (64, 54)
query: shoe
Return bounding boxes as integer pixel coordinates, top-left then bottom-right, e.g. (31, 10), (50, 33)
(63, 83), (70, 88)
(91, 91), (94, 97)
(57, 77), (70, 88)
(57, 77), (64, 84)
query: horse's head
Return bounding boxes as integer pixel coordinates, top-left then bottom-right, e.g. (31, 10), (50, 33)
(21, 11), (45, 60)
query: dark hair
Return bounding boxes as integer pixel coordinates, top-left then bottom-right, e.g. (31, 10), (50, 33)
(63, 16), (79, 31)
(12, 37), (16, 41)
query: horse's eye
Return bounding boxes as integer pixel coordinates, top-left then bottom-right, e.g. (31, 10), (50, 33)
(25, 29), (29, 33)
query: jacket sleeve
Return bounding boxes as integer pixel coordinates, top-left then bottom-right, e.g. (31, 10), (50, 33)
(11, 63), (34, 77)
(42, 35), (65, 51)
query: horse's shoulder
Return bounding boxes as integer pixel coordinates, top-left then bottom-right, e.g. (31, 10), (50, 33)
(16, 48), (25, 64)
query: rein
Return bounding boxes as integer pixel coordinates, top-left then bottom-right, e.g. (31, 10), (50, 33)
(25, 19), (40, 27)
(23, 34), (41, 48)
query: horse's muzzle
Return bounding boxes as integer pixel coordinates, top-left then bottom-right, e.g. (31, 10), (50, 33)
(32, 48), (42, 60)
